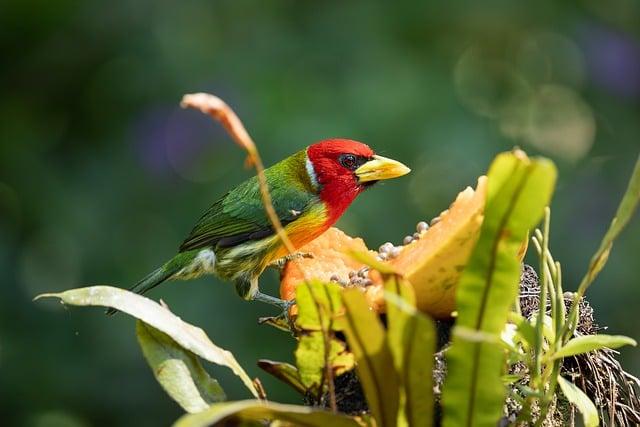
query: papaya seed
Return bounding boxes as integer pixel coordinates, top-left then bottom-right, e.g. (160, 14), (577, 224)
(417, 221), (429, 233)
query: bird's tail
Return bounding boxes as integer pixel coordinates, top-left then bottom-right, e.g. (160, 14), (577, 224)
(105, 262), (182, 316)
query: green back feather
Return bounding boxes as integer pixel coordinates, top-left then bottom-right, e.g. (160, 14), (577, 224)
(179, 150), (319, 252)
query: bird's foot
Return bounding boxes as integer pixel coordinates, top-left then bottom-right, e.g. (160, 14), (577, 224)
(253, 291), (296, 331)
(268, 252), (314, 271)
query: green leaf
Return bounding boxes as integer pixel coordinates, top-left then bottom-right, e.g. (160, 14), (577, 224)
(257, 360), (306, 395)
(173, 399), (363, 427)
(295, 280), (344, 331)
(294, 281), (354, 393)
(295, 331), (354, 391)
(35, 286), (259, 398)
(137, 321), (225, 413)
(441, 150), (557, 427)
(552, 334), (637, 360)
(557, 376), (599, 427)
(508, 313), (536, 349)
(341, 289), (400, 427)
(563, 155), (640, 342)
(385, 276), (436, 427)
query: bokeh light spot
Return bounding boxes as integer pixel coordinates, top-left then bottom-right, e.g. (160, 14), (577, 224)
(454, 47), (532, 119)
(525, 85), (596, 161)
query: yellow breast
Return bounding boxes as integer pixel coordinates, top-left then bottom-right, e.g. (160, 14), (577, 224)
(269, 203), (330, 261)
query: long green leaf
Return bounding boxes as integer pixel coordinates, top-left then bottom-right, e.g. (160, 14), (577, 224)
(341, 289), (400, 427)
(385, 277), (435, 427)
(35, 286), (259, 397)
(557, 376), (599, 427)
(137, 321), (225, 413)
(442, 151), (557, 427)
(552, 334), (637, 360)
(581, 154), (640, 287)
(173, 399), (363, 427)
(565, 154), (640, 339)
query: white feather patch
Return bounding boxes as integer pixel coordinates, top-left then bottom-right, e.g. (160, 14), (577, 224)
(176, 248), (217, 279)
(305, 155), (320, 190)
(195, 249), (216, 272)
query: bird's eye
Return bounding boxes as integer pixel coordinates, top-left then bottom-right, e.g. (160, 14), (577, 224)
(339, 154), (358, 170)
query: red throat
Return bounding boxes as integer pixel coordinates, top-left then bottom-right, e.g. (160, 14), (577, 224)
(306, 138), (375, 226)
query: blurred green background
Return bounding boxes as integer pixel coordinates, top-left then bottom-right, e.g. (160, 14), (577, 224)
(1, 1), (639, 425)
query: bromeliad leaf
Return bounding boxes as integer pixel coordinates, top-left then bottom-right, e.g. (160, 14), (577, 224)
(35, 286), (259, 398)
(385, 276), (436, 427)
(341, 288), (400, 427)
(173, 399), (364, 427)
(557, 376), (599, 427)
(441, 150), (557, 427)
(551, 334), (637, 360)
(137, 321), (225, 413)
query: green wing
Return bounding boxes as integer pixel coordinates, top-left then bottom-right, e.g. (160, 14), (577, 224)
(179, 153), (317, 252)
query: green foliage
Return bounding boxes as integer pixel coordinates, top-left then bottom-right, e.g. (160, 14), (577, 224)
(557, 376), (599, 427)
(564, 154), (640, 339)
(384, 277), (435, 427)
(341, 288), (400, 427)
(551, 335), (637, 360)
(294, 281), (354, 398)
(442, 150), (557, 427)
(36, 150), (640, 426)
(35, 286), (259, 398)
(495, 155), (640, 426)
(136, 321), (225, 413)
(256, 360), (306, 395)
(173, 400), (363, 427)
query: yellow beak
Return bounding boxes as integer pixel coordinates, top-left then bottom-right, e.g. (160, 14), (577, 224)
(355, 155), (411, 183)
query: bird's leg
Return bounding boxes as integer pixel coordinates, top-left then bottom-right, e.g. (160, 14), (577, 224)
(253, 291), (296, 330)
(253, 291), (292, 309)
(268, 252), (314, 271)
(235, 277), (296, 328)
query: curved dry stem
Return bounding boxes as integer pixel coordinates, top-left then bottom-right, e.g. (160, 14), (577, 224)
(180, 93), (296, 256)
(179, 93), (336, 409)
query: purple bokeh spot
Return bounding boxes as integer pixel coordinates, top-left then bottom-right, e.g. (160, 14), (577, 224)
(581, 24), (640, 97)
(131, 105), (228, 178)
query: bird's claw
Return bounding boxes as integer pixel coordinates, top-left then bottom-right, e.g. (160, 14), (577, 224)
(268, 252), (314, 271)
(275, 300), (296, 331)
(253, 291), (296, 332)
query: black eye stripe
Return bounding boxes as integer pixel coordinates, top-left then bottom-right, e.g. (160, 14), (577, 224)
(339, 154), (370, 171)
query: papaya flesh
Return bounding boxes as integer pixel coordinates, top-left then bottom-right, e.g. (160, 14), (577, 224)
(389, 176), (486, 318)
(279, 176), (487, 319)
(279, 227), (384, 315)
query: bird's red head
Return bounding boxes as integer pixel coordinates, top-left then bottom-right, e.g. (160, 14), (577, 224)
(306, 138), (410, 225)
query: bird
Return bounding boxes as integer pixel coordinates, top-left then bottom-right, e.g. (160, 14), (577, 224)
(107, 138), (410, 315)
